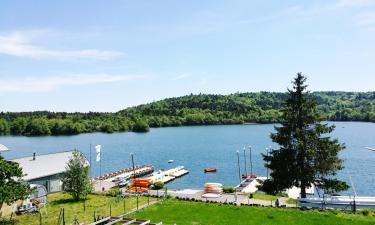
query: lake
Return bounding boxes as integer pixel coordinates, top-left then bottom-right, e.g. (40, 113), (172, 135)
(1, 122), (375, 196)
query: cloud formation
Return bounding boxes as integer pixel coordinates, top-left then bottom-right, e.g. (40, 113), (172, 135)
(0, 74), (144, 93)
(337, 0), (375, 7)
(0, 31), (124, 61)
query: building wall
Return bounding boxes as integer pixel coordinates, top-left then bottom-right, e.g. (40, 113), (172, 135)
(28, 174), (62, 193)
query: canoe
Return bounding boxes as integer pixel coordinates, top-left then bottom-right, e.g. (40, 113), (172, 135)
(204, 168), (217, 173)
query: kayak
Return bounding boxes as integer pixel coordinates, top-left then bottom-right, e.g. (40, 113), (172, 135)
(204, 168), (217, 173)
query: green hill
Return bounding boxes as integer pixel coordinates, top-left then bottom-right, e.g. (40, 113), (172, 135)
(1, 92), (374, 136)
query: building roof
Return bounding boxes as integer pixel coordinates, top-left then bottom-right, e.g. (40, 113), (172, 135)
(11, 151), (89, 181)
(0, 144), (9, 152)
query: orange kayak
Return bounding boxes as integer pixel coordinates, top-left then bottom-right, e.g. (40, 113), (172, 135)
(204, 168), (217, 173)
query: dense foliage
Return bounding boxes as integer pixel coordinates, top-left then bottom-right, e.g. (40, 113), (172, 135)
(60, 150), (92, 201)
(0, 155), (30, 212)
(0, 91), (374, 136)
(261, 74), (347, 197)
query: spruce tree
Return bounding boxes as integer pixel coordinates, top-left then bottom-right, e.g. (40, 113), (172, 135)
(262, 73), (348, 198)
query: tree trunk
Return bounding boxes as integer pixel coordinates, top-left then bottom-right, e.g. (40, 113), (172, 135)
(300, 182), (307, 198)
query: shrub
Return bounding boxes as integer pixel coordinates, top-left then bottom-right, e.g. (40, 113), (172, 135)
(223, 186), (235, 193)
(153, 182), (165, 190)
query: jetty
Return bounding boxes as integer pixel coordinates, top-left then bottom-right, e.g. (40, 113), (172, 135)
(94, 165), (154, 181)
(147, 166), (189, 184)
(235, 176), (314, 199)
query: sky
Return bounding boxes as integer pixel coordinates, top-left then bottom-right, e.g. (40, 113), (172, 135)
(1, 0), (375, 112)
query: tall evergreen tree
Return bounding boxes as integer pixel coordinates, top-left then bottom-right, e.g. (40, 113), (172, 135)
(262, 73), (348, 198)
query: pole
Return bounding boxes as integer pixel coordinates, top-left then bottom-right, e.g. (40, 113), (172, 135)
(266, 148), (269, 179)
(236, 150), (241, 183)
(131, 153), (135, 180)
(137, 194), (139, 210)
(243, 147), (248, 176)
(123, 198), (126, 214)
(100, 150), (102, 190)
(89, 144), (92, 177)
(249, 146), (253, 175)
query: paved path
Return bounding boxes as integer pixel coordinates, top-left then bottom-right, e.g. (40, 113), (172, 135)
(149, 189), (296, 208)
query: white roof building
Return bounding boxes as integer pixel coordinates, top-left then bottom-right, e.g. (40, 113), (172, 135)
(11, 151), (89, 192)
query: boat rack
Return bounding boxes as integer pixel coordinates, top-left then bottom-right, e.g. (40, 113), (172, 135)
(89, 217), (162, 225)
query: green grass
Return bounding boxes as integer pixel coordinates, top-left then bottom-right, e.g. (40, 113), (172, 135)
(12, 192), (152, 225)
(286, 198), (298, 205)
(131, 199), (375, 225)
(250, 192), (286, 201)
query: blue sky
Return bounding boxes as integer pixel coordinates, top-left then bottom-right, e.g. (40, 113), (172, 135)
(1, 0), (375, 112)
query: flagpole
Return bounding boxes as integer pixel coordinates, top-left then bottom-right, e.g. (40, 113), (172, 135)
(100, 147), (102, 189)
(89, 143), (92, 177)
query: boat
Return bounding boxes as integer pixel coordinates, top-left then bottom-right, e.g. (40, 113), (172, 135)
(242, 174), (257, 179)
(365, 147), (375, 151)
(299, 196), (375, 209)
(204, 168), (217, 173)
(202, 193), (220, 198)
(168, 160), (174, 163)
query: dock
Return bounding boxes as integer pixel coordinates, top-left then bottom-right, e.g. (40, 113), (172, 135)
(236, 176), (267, 193)
(146, 166), (189, 184)
(94, 165), (154, 181)
(236, 176), (314, 199)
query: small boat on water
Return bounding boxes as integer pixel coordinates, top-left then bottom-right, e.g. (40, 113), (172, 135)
(168, 160), (174, 163)
(365, 147), (375, 151)
(204, 168), (217, 173)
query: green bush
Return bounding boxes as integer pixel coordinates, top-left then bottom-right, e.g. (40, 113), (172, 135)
(223, 186), (235, 193)
(360, 208), (375, 217)
(153, 182), (165, 190)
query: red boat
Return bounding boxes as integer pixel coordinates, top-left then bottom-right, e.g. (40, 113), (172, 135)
(204, 168), (217, 173)
(241, 174), (257, 179)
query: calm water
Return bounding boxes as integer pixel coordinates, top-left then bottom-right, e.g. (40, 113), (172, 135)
(1, 122), (374, 196)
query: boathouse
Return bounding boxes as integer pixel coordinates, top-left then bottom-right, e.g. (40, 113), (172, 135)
(11, 151), (89, 193)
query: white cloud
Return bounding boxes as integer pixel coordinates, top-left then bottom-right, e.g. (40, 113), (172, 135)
(0, 74), (144, 93)
(171, 73), (192, 81)
(0, 31), (125, 61)
(337, 0), (375, 7)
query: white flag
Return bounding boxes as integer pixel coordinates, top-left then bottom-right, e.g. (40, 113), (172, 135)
(95, 145), (101, 162)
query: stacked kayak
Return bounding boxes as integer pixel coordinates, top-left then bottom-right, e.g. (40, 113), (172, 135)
(204, 183), (223, 194)
(127, 178), (151, 193)
(131, 178), (151, 188)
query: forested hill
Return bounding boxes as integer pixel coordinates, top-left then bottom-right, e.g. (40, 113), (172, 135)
(1, 92), (375, 136)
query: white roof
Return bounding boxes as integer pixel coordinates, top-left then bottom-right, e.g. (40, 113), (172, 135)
(11, 151), (89, 181)
(0, 144), (9, 152)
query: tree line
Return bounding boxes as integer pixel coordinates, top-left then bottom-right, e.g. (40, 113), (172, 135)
(0, 91), (374, 136)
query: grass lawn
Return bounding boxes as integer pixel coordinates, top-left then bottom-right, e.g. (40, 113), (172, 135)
(12, 192), (153, 225)
(131, 199), (375, 225)
(251, 193), (280, 201)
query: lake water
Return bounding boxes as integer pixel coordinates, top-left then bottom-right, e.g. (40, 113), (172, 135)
(1, 122), (374, 196)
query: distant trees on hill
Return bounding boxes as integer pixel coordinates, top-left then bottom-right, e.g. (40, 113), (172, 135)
(0, 91), (374, 136)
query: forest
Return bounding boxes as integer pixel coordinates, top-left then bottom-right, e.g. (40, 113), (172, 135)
(0, 91), (374, 136)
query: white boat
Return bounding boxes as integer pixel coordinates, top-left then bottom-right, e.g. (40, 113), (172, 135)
(365, 147), (375, 151)
(168, 160), (174, 163)
(299, 196), (375, 209)
(202, 193), (220, 198)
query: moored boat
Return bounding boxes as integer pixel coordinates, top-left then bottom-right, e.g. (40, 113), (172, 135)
(242, 174), (257, 179)
(204, 168), (217, 173)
